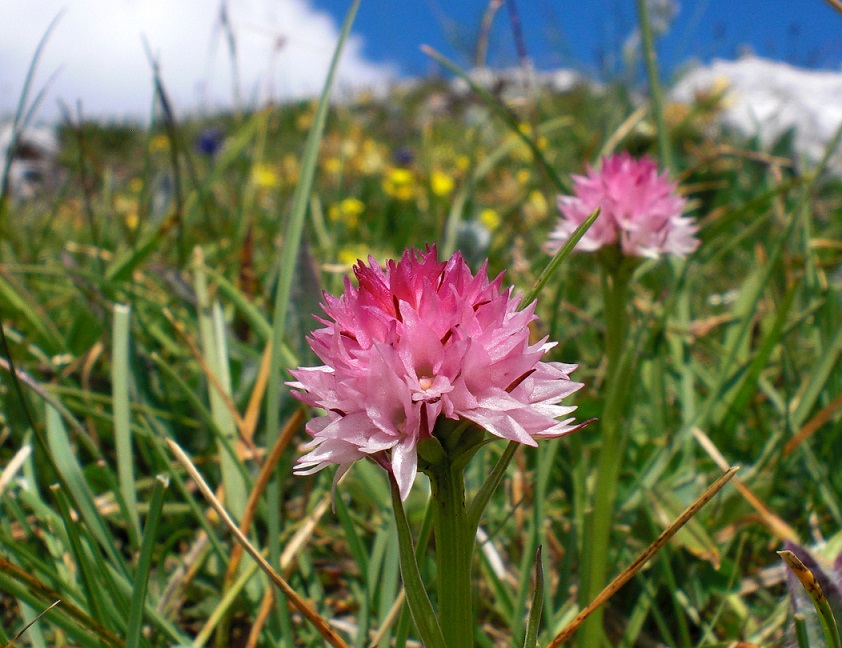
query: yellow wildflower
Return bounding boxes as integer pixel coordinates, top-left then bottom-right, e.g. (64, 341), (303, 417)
(323, 157), (343, 175)
(329, 197), (365, 228)
(251, 163), (279, 189)
(522, 190), (549, 225)
(430, 170), (455, 197)
(337, 244), (370, 267)
(513, 123), (547, 160)
(528, 190), (548, 217)
(149, 134), (169, 153)
(341, 138), (358, 158)
(114, 194), (139, 229)
(359, 139), (385, 174)
(383, 167), (415, 201)
(479, 208), (501, 231)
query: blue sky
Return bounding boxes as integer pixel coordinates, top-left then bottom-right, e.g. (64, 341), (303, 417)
(1, 0), (840, 121)
(318, 0), (842, 79)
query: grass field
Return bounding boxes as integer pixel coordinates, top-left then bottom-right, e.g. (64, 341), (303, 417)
(1, 8), (842, 647)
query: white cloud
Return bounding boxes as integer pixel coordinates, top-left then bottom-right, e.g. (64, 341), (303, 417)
(0, 0), (396, 122)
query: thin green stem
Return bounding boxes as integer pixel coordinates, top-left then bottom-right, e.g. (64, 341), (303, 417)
(636, 0), (672, 169)
(602, 267), (630, 379)
(430, 459), (474, 648)
(579, 263), (633, 648)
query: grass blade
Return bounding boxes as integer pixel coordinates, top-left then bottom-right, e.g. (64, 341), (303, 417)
(192, 248), (248, 522)
(523, 208), (600, 305)
(112, 303), (140, 545)
(522, 546), (545, 648)
(126, 474), (169, 648)
(779, 550), (842, 648)
(0, 556), (122, 648)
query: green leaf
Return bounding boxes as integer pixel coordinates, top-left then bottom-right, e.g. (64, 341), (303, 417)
(389, 476), (447, 648)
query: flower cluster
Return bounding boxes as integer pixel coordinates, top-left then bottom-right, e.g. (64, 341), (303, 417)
(289, 247), (584, 499)
(546, 153), (699, 259)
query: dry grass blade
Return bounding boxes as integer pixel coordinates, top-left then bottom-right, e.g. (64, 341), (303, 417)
(0, 357), (91, 442)
(5, 600), (61, 648)
(241, 341), (274, 445)
(779, 550), (826, 600)
(548, 466), (739, 647)
(245, 588), (276, 648)
(823, 0), (842, 16)
(166, 438), (351, 648)
(223, 408), (304, 587)
(369, 589), (407, 647)
(693, 427), (799, 542)
(281, 491), (331, 570)
(157, 530), (210, 616)
(475, 0), (504, 67)
(783, 392), (842, 456)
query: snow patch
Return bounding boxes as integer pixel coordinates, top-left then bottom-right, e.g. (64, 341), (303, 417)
(671, 56), (842, 173)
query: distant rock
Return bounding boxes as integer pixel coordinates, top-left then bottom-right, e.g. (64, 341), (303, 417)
(671, 56), (842, 173)
(0, 122), (60, 200)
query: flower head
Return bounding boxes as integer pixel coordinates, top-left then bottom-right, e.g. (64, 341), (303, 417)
(546, 153), (699, 259)
(289, 247), (584, 500)
(430, 170), (455, 197)
(383, 167), (416, 201)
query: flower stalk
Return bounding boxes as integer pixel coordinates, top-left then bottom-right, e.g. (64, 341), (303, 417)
(580, 259), (634, 648)
(430, 456), (474, 648)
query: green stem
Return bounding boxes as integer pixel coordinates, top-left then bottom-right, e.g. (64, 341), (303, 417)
(430, 458), (474, 648)
(602, 266), (630, 379)
(579, 262), (633, 648)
